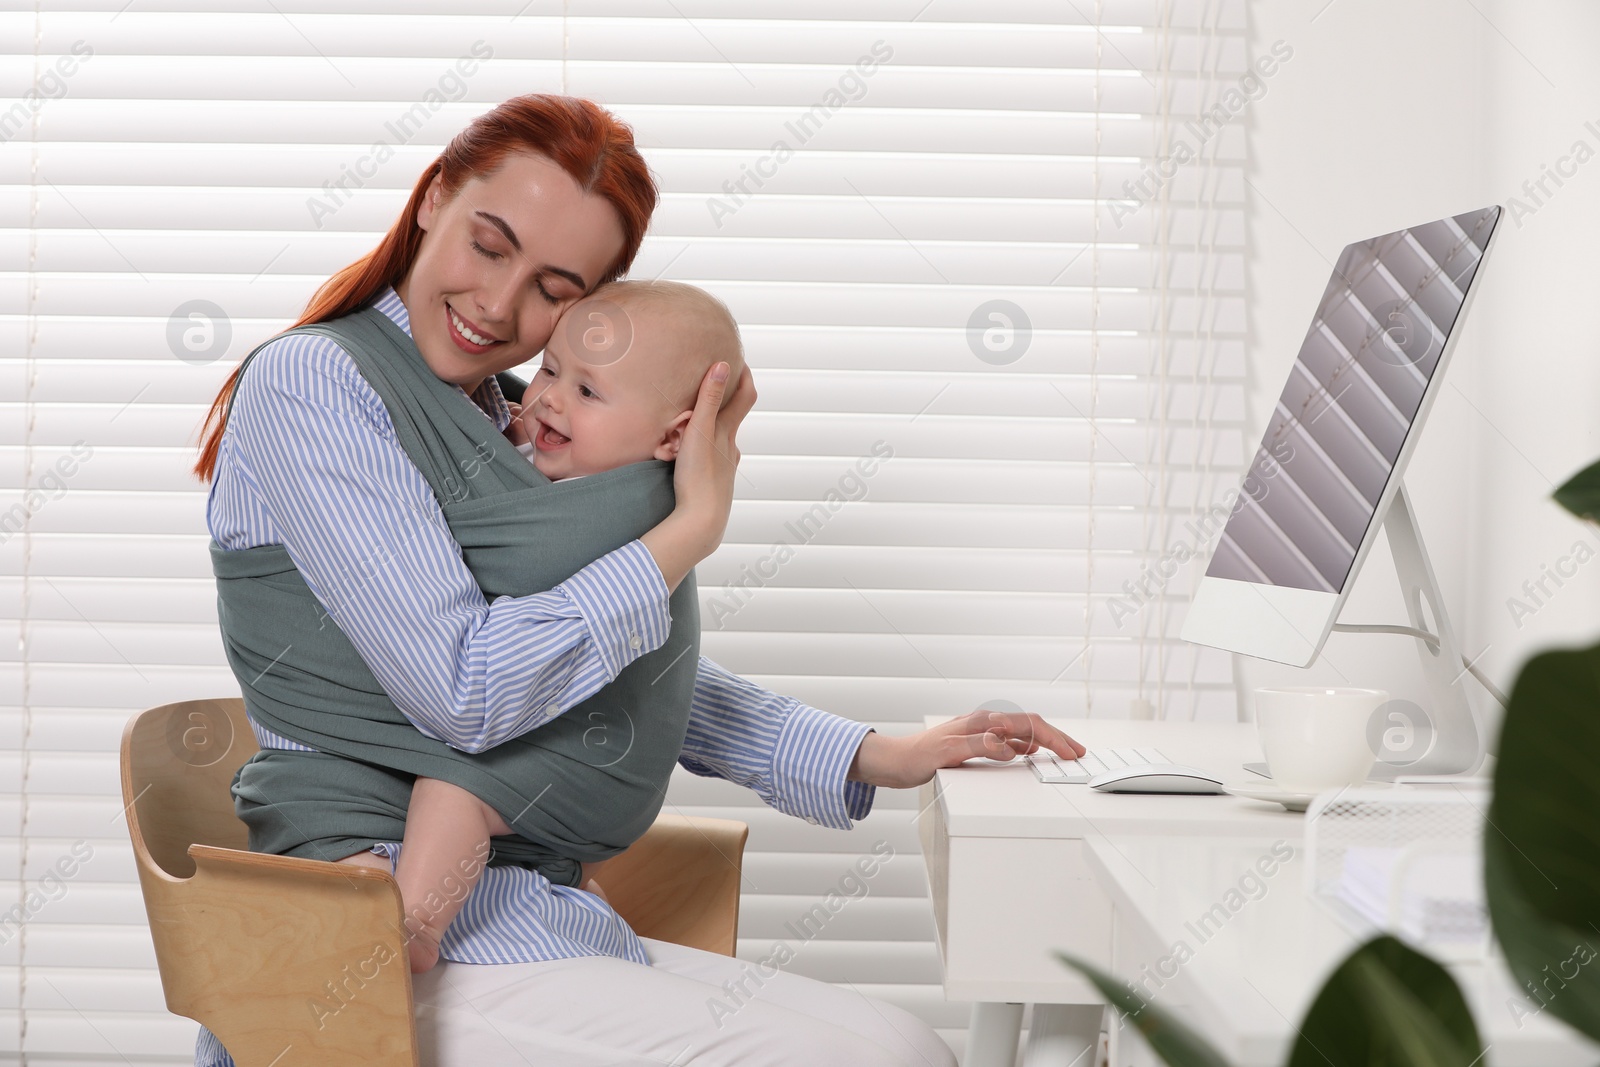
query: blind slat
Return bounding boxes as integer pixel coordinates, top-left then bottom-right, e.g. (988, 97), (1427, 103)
(2, 1), (1246, 27)
(10, 15), (1250, 69)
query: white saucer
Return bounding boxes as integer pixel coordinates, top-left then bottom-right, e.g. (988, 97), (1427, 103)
(1224, 780), (1398, 812)
(1222, 784), (1318, 812)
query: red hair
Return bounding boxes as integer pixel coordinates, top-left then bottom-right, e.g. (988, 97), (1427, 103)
(192, 94), (658, 482)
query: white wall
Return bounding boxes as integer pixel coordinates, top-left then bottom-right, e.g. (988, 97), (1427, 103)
(1240, 0), (1486, 722)
(1240, 0), (1600, 741)
(1469, 2), (1600, 691)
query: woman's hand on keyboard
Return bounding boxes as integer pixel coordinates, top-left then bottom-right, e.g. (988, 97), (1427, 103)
(846, 710), (1086, 789)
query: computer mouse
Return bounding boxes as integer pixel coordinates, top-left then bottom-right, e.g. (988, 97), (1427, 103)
(1087, 763), (1226, 795)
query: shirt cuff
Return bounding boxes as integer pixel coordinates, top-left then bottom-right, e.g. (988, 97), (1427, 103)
(771, 703), (877, 830)
(559, 539), (671, 679)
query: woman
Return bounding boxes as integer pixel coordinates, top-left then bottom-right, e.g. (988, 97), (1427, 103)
(194, 93), (1084, 1066)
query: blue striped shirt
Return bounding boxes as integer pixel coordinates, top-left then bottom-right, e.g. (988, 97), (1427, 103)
(195, 287), (874, 1066)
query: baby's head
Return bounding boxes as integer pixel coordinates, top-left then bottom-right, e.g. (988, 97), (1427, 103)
(520, 280), (745, 480)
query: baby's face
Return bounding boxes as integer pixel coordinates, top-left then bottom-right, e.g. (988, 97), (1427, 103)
(519, 308), (686, 480)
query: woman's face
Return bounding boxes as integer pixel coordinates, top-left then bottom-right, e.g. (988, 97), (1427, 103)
(397, 151), (628, 390)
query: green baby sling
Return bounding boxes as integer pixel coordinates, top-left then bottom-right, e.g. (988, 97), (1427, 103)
(210, 303), (699, 888)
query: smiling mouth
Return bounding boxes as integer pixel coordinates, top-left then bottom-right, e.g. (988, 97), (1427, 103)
(535, 419), (571, 450)
(447, 304), (504, 348)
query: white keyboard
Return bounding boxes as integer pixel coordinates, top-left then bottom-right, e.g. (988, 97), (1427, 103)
(1027, 746), (1171, 784)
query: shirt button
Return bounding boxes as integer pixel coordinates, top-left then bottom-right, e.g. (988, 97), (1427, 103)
(804, 816), (819, 826)
(629, 633), (642, 650)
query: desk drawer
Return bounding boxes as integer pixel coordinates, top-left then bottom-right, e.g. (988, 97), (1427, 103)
(916, 781), (952, 961)
(918, 783), (1112, 1004)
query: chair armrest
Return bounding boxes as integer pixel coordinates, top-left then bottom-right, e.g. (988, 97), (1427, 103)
(586, 814), (750, 956)
(138, 844), (417, 1066)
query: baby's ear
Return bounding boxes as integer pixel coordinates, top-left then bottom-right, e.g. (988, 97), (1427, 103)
(654, 410), (695, 461)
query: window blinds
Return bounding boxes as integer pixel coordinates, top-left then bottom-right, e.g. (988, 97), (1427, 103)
(1, 1), (1247, 1060)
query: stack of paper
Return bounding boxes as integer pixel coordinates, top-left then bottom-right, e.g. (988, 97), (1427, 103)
(1335, 846), (1487, 942)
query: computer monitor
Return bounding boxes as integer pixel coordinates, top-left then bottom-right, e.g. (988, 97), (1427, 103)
(1182, 206), (1503, 774)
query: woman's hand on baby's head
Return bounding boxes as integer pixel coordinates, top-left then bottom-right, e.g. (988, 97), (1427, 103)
(640, 360), (755, 592)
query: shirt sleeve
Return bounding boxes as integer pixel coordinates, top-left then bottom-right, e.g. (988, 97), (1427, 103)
(218, 334), (672, 753)
(679, 657), (877, 828)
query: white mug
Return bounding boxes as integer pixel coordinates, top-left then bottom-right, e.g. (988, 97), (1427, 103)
(1255, 687), (1387, 792)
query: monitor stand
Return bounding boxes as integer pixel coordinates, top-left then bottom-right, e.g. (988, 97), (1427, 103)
(1246, 482), (1487, 781)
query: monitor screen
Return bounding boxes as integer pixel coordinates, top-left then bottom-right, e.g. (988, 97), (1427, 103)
(1204, 206), (1502, 593)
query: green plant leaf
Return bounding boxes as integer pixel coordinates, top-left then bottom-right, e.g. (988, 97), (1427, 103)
(1053, 951), (1233, 1067)
(1485, 832), (1600, 1035)
(1288, 935), (1482, 1067)
(1554, 458), (1600, 521)
(1486, 644), (1600, 1040)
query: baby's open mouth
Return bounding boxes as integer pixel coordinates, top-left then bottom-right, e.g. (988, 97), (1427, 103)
(535, 420), (571, 449)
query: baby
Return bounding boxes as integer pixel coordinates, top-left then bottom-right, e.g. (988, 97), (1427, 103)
(396, 279), (746, 972)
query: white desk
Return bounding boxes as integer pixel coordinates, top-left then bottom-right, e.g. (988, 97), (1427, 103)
(916, 717), (1598, 1066)
(1088, 834), (1597, 1066)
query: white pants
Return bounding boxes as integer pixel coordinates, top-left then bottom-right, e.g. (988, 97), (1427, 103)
(412, 937), (958, 1067)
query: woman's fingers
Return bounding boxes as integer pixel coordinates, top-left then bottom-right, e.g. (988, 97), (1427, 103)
(934, 712), (1011, 761)
(971, 709), (1086, 760)
(687, 361), (731, 441)
(721, 363), (757, 430)
(976, 730), (1026, 759)
(641, 362), (754, 586)
(721, 365), (755, 459)
(660, 361), (740, 557)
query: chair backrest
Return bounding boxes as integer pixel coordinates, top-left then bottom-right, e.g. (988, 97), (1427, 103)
(123, 698), (254, 877)
(594, 814), (750, 955)
(122, 699), (417, 1066)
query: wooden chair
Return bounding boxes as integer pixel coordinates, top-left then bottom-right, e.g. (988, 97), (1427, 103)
(121, 698), (750, 1066)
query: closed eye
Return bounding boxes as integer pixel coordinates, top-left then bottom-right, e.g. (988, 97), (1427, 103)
(471, 239), (560, 306)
